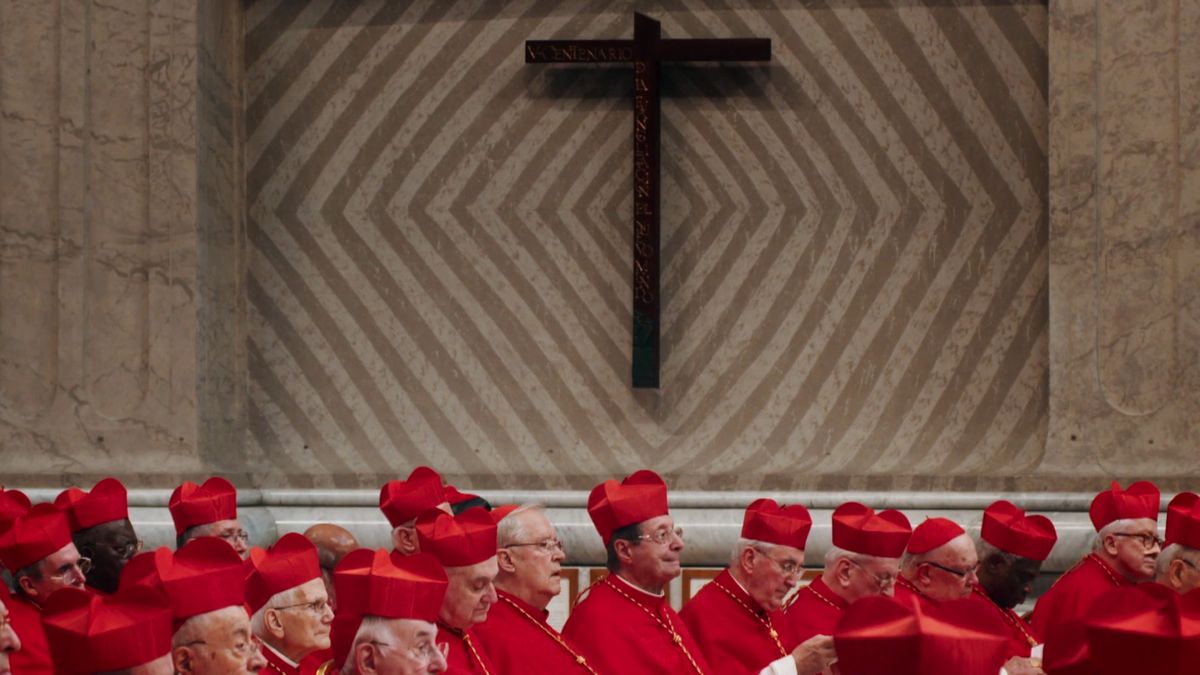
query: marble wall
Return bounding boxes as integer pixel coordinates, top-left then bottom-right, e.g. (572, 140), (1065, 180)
(0, 0), (1195, 495)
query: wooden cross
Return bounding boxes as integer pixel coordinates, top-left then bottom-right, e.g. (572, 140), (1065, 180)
(526, 13), (770, 389)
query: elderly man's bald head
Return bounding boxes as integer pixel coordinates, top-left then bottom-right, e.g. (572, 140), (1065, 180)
(304, 524), (359, 570)
(304, 524), (359, 611)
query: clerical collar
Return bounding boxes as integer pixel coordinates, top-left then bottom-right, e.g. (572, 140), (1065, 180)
(263, 642), (299, 668)
(613, 573), (665, 598)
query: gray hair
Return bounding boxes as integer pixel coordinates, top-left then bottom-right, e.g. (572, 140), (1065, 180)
(495, 504), (544, 548)
(825, 545), (891, 568)
(1093, 519), (1144, 553)
(250, 584), (307, 638)
(341, 616), (389, 675)
(1155, 543), (1199, 579)
(173, 607), (235, 647)
(730, 538), (774, 568)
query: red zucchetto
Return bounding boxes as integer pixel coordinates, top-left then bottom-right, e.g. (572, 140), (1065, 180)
(905, 518), (966, 555)
(54, 478), (129, 533)
(1089, 480), (1160, 532)
(379, 467), (447, 528)
(832, 502), (912, 558)
(834, 595), (1010, 675)
(586, 470), (669, 545)
(42, 585), (173, 674)
(244, 532), (322, 614)
(980, 500), (1057, 562)
(329, 549), (448, 669)
(124, 537), (245, 622)
(0, 503), (73, 571)
(489, 504), (520, 524)
(168, 477), (238, 535)
(1166, 492), (1200, 550)
(741, 498), (812, 550)
(1083, 583), (1200, 675)
(415, 507), (497, 567)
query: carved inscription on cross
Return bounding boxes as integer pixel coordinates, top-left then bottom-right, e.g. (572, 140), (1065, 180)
(527, 13), (770, 389)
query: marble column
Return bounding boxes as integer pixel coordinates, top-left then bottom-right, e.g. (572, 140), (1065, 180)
(1045, 0), (1200, 482)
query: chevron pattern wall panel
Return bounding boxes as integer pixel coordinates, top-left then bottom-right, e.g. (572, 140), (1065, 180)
(244, 0), (1048, 490)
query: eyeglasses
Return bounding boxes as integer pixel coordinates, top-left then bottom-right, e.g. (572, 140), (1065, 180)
(1178, 558), (1197, 570)
(274, 598), (331, 616)
(217, 529), (250, 545)
(505, 538), (565, 555)
(752, 547), (802, 577)
(637, 527), (684, 546)
(1112, 532), (1163, 550)
(922, 560), (979, 580)
(113, 539), (143, 559)
(848, 559), (895, 590)
(182, 633), (261, 658)
(48, 557), (92, 582)
(363, 639), (445, 663)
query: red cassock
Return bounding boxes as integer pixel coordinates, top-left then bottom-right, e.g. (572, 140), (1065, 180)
(261, 643), (301, 675)
(679, 570), (799, 675)
(473, 589), (599, 674)
(260, 644), (333, 675)
(7, 594), (53, 674)
(437, 621), (499, 675)
(968, 585), (1038, 659)
(784, 577), (847, 643)
(561, 575), (713, 675)
(892, 576), (936, 611)
(1030, 554), (1131, 638)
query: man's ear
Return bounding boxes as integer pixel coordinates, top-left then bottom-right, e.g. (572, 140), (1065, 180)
(17, 574), (38, 598)
(614, 540), (634, 565)
(393, 527), (419, 555)
(357, 642), (378, 674)
(496, 548), (517, 573)
(738, 546), (758, 574)
(1102, 534), (1121, 557)
(265, 607), (286, 639)
(173, 646), (195, 674)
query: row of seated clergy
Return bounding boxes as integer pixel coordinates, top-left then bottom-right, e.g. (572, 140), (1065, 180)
(1, 470), (1199, 673)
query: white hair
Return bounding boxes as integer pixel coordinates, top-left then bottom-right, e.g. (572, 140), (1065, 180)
(1155, 543), (1199, 579)
(824, 545), (892, 568)
(250, 584), (306, 637)
(1093, 519), (1144, 553)
(730, 538), (774, 567)
(495, 504), (544, 548)
(341, 616), (389, 675)
(173, 606), (243, 647)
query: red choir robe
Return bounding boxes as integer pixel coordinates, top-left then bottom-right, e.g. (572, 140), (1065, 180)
(473, 589), (598, 674)
(261, 643), (300, 675)
(1029, 554), (1132, 638)
(679, 570), (799, 675)
(261, 643), (333, 675)
(7, 593), (52, 674)
(968, 584), (1038, 659)
(561, 574), (713, 675)
(784, 577), (847, 643)
(892, 575), (936, 610)
(437, 621), (498, 675)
